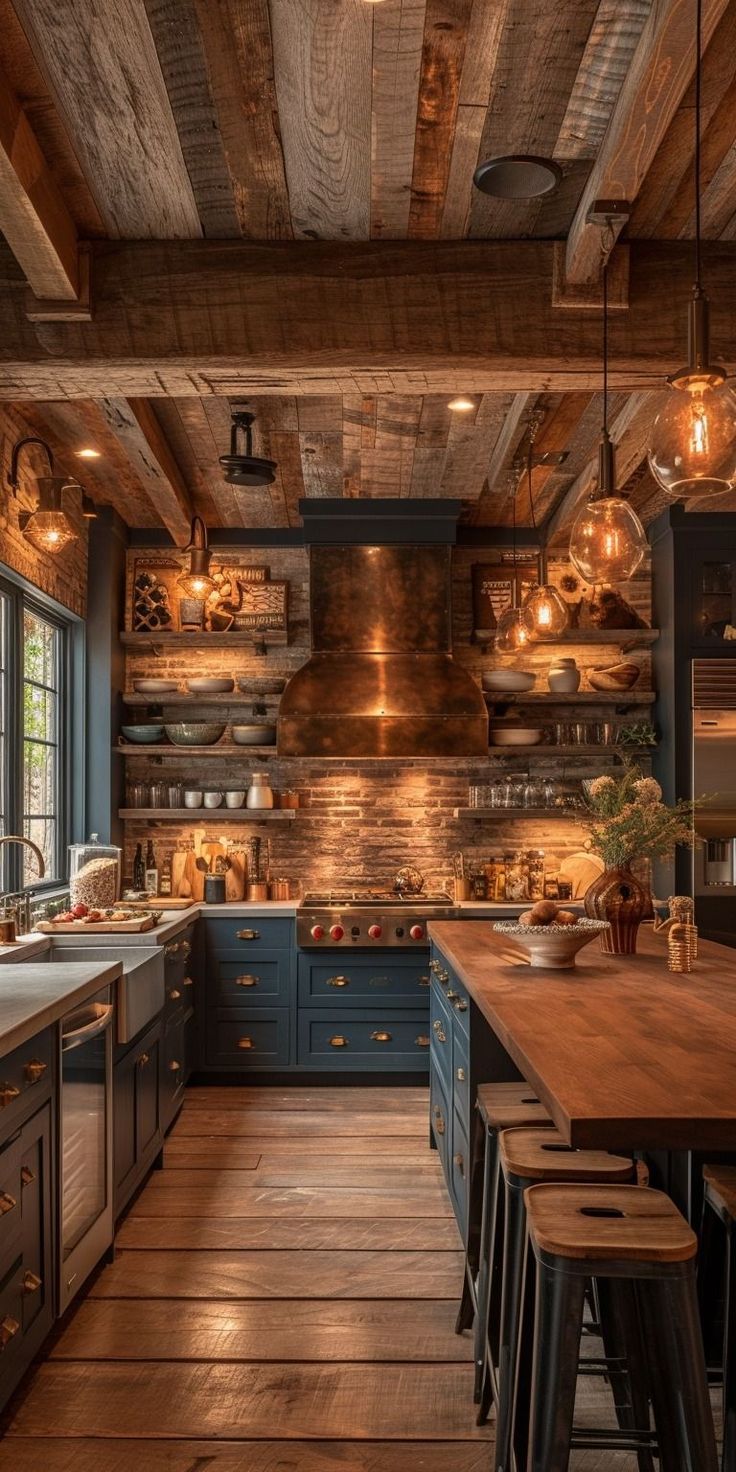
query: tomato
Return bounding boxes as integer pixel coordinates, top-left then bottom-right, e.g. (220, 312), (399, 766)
(71, 904), (88, 919)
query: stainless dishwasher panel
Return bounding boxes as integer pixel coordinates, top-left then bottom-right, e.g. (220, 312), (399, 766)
(47, 945), (164, 1043)
(59, 986), (114, 1314)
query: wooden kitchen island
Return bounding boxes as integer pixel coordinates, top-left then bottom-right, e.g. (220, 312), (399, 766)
(427, 920), (736, 1227)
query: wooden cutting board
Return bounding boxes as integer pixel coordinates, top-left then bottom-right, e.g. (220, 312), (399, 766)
(35, 917), (155, 933)
(558, 851), (604, 899)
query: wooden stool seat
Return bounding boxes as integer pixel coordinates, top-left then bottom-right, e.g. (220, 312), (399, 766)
(499, 1126), (633, 1184)
(476, 1081), (552, 1130)
(703, 1161), (736, 1221)
(525, 1182), (698, 1263)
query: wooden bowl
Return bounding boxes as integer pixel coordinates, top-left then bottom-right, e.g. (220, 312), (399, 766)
(492, 918), (610, 969)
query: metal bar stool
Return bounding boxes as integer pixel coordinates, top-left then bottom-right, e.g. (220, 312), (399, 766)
(455, 1082), (553, 1402)
(483, 1126), (642, 1472)
(522, 1182), (718, 1472)
(700, 1163), (736, 1470)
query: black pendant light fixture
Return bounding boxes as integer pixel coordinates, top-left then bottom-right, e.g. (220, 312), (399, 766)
(219, 410), (277, 487)
(569, 237), (648, 583)
(647, 0), (736, 499)
(177, 516), (215, 599)
(8, 436), (78, 556)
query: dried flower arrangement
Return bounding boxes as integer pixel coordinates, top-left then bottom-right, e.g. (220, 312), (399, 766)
(581, 768), (699, 870)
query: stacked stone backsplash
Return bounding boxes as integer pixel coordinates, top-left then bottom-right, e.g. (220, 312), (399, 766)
(0, 406), (88, 616)
(121, 545), (653, 894)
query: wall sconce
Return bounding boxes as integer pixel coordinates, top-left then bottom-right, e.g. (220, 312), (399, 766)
(9, 437), (78, 555)
(177, 516), (215, 598)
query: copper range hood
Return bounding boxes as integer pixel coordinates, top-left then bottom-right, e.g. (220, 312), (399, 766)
(278, 500), (488, 758)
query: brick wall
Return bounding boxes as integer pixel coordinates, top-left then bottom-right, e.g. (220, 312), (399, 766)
(0, 406), (88, 616)
(121, 544), (653, 893)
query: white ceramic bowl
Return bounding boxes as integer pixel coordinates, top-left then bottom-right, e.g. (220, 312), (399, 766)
(490, 727), (543, 746)
(493, 918), (610, 969)
(482, 669), (535, 693)
(232, 724), (277, 746)
(186, 678), (235, 694)
(132, 679), (179, 695)
(183, 790), (203, 808)
(225, 790), (246, 808)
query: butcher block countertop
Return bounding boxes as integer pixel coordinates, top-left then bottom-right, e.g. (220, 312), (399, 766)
(428, 920), (736, 1153)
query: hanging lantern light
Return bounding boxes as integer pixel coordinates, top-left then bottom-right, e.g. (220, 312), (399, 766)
(177, 517), (215, 598)
(647, 0), (736, 500)
(494, 464), (531, 654)
(570, 251), (647, 583)
(517, 421), (569, 640)
(8, 437), (78, 557)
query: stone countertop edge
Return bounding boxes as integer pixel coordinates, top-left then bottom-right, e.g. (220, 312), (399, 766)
(0, 900), (300, 962)
(0, 960), (122, 1058)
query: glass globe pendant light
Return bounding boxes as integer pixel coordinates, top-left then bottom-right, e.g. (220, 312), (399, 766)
(177, 516), (215, 598)
(519, 429), (569, 640)
(647, 0), (736, 500)
(494, 465), (532, 654)
(570, 253), (647, 583)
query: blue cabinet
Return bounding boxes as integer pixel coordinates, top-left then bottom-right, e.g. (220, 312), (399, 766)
(297, 952), (431, 1006)
(298, 1010), (430, 1070)
(203, 916), (295, 1071)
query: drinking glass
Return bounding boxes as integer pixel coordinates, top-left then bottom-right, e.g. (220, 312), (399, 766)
(128, 783), (150, 808)
(150, 783), (169, 809)
(167, 783), (184, 808)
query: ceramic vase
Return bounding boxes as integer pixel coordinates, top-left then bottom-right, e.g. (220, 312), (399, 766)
(583, 865), (648, 954)
(547, 657), (581, 693)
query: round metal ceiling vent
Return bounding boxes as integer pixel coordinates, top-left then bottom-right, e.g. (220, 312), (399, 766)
(473, 155), (562, 200)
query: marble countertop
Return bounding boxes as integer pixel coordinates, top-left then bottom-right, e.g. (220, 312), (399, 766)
(0, 960), (122, 1057)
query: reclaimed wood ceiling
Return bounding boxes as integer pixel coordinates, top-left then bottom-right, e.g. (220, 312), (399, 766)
(3, 0), (736, 536)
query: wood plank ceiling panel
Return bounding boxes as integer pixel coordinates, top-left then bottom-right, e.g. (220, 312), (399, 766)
(440, 0), (509, 238)
(555, 0), (652, 159)
(467, 0), (600, 241)
(9, 0), (202, 237)
(341, 394), (364, 497)
(96, 396), (195, 541)
(358, 395), (421, 495)
(370, 0), (427, 238)
(466, 392), (536, 525)
(407, 0), (473, 238)
(146, 400), (220, 525)
(168, 398), (242, 528)
(270, 0), (372, 240)
(142, 0), (241, 237)
(297, 396), (344, 497)
(189, 0), (292, 239)
(444, 393), (515, 505)
(18, 400), (162, 526)
(408, 394), (452, 494)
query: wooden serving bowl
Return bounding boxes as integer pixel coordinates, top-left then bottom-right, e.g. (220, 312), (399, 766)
(493, 918), (610, 969)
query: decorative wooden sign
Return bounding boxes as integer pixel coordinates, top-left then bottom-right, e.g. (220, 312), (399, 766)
(231, 579), (288, 630)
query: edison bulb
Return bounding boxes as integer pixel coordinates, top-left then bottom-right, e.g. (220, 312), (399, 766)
(177, 570), (215, 598)
(569, 497), (647, 583)
(648, 380), (736, 499)
(494, 606), (531, 654)
(22, 510), (77, 554)
(522, 584), (569, 639)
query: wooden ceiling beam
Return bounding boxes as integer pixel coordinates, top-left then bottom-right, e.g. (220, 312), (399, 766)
(3, 238), (736, 399)
(565, 0), (730, 285)
(0, 64), (82, 303)
(96, 397), (195, 543)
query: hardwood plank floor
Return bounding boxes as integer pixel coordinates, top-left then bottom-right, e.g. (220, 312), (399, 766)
(85, 1248), (464, 1299)
(115, 1216), (462, 1250)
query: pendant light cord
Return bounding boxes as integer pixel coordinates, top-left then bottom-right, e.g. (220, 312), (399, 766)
(695, 0), (702, 292)
(602, 254), (609, 435)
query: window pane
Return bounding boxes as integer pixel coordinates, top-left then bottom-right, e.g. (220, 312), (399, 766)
(24, 684), (57, 744)
(0, 596), (6, 889)
(23, 817), (56, 885)
(23, 610), (58, 688)
(23, 609), (61, 883)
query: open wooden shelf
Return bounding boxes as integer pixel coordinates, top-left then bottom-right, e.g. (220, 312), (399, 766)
(475, 628), (659, 648)
(118, 808), (296, 821)
(486, 743), (655, 758)
(123, 692), (282, 707)
(484, 691), (655, 706)
(453, 806), (583, 818)
(115, 743), (277, 757)
(120, 629), (288, 649)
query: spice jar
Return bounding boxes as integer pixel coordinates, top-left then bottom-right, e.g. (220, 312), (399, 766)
(505, 851), (529, 903)
(528, 849), (545, 901)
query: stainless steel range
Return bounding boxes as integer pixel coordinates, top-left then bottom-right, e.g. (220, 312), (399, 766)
(298, 890), (456, 947)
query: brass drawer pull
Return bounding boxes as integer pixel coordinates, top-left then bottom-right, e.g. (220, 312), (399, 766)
(236, 929), (260, 941)
(164, 941), (180, 960)
(437, 970), (449, 985)
(418, 975), (430, 987)
(179, 940), (192, 961)
(236, 975), (259, 987)
(24, 1059), (47, 1084)
(0, 1192), (16, 1215)
(326, 975), (349, 988)
(432, 1020), (446, 1043)
(433, 1105), (445, 1136)
(138, 1052), (150, 1068)
(453, 998), (468, 1012)
(21, 1166), (36, 1187)
(0, 1316), (19, 1349)
(168, 1059), (181, 1072)
(454, 1152), (465, 1177)
(22, 1271), (41, 1295)
(446, 989), (459, 1001)
(415, 1035), (430, 1047)
(0, 1084), (20, 1108)
(456, 1066), (466, 1082)
(182, 975), (194, 987)
(329, 1035), (348, 1048)
(168, 988), (181, 1001)
(238, 1037), (254, 1050)
(370, 1031), (392, 1043)
(429, 958), (441, 974)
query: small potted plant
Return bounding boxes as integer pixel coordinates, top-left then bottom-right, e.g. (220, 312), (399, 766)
(580, 768), (699, 954)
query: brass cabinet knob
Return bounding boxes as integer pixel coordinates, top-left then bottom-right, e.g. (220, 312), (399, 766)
(456, 1066), (466, 1082)
(370, 1031), (392, 1043)
(182, 975), (194, 987)
(429, 958), (441, 974)
(179, 940), (192, 960)
(0, 1316), (19, 1350)
(418, 975), (430, 987)
(21, 1166), (35, 1188)
(237, 1037), (254, 1050)
(0, 1192), (16, 1216)
(433, 1105), (445, 1136)
(236, 929), (260, 941)
(168, 1060), (181, 1072)
(453, 1152), (465, 1177)
(326, 975), (349, 988)
(168, 989), (181, 1001)
(446, 989), (459, 1002)
(24, 1059), (47, 1084)
(0, 1084), (20, 1108)
(138, 1052), (150, 1068)
(432, 1020), (447, 1043)
(329, 1035), (348, 1048)
(453, 998), (468, 1012)
(236, 975), (259, 987)
(164, 941), (180, 961)
(21, 1271), (41, 1295)
(415, 1035), (430, 1047)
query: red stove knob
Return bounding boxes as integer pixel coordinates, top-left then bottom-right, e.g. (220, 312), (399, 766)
(368, 924), (382, 940)
(330, 924), (345, 941)
(409, 924), (425, 941)
(311, 924), (325, 941)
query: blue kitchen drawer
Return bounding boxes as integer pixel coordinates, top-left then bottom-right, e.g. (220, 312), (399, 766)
(207, 950), (292, 1006)
(430, 981), (452, 1093)
(206, 1008), (290, 1069)
(298, 951), (431, 1007)
(451, 1103), (470, 1233)
(429, 1061), (450, 1183)
(298, 1010), (430, 1070)
(204, 916), (293, 952)
(452, 1024), (471, 1135)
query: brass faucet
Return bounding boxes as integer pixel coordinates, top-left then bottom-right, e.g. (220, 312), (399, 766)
(0, 836), (45, 881)
(0, 838), (46, 941)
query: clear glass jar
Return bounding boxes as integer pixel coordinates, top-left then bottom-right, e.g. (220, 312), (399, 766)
(528, 849), (545, 901)
(68, 836), (122, 909)
(505, 851), (529, 903)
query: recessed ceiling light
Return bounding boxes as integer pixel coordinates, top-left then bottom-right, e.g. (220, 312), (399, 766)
(473, 155), (562, 200)
(448, 396), (476, 412)
(75, 447), (100, 459)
